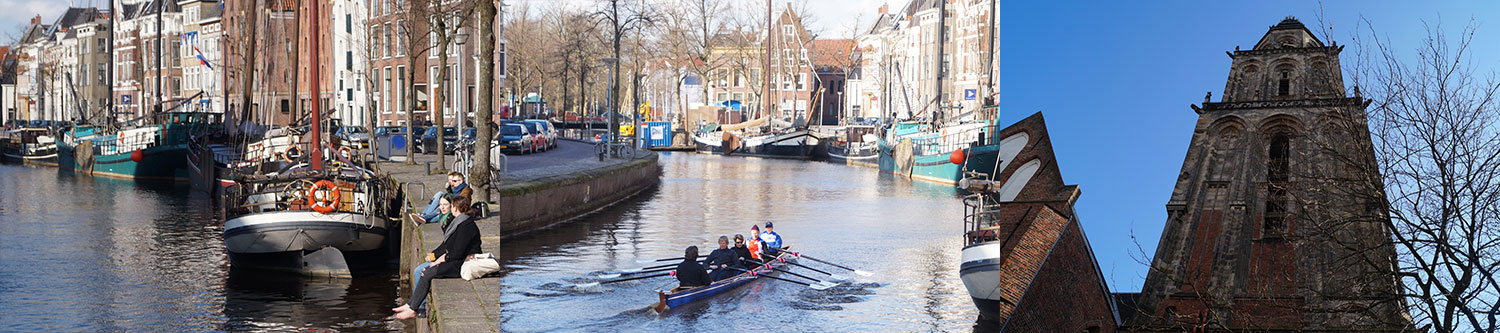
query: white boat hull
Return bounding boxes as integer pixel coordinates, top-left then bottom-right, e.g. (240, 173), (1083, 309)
(223, 211), (389, 254)
(960, 240), (1002, 321)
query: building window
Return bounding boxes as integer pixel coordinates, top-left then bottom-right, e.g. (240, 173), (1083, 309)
(346, 14), (352, 33)
(1278, 71), (1290, 96)
(346, 51), (353, 71)
(1264, 133), (1291, 236)
(281, 99), (291, 114)
(797, 73), (807, 91)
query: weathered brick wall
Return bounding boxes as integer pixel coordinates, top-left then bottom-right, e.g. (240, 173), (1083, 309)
(1005, 215), (1118, 332)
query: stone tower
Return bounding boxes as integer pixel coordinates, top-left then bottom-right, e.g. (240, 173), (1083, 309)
(1127, 17), (1409, 330)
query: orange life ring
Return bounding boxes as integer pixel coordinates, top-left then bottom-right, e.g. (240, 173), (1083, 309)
(307, 180), (340, 214)
(283, 146), (301, 163)
(338, 146), (353, 159)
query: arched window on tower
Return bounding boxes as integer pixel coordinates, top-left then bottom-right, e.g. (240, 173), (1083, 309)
(1264, 133), (1291, 236)
(1277, 71), (1291, 96)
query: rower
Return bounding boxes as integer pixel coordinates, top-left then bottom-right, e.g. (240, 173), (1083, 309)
(759, 221), (783, 256)
(747, 225), (764, 262)
(730, 234), (755, 269)
(675, 246), (710, 288)
(705, 236), (739, 281)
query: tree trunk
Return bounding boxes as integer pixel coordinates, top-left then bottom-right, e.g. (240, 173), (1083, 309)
(471, 0), (496, 203)
(405, 54), (418, 163)
(434, 21), (448, 173)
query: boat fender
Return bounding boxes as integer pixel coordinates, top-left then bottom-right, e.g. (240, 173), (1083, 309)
(131, 149), (144, 162)
(668, 271), (677, 276)
(308, 180), (341, 214)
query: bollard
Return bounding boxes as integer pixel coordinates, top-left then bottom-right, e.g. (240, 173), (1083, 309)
(425, 161), (432, 175)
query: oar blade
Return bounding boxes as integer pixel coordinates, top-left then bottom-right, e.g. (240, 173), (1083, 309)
(809, 281), (837, 291)
(854, 270), (874, 277)
(829, 274), (848, 281)
(597, 273), (621, 279)
(623, 267), (644, 273)
(573, 282), (600, 289)
(635, 259), (657, 264)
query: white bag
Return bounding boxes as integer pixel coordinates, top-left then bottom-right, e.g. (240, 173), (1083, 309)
(461, 253), (500, 280)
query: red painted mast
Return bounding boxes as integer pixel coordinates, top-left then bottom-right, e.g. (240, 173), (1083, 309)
(307, 0), (323, 170)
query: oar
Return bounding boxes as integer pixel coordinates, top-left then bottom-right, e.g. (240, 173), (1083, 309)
(769, 246), (874, 277)
(727, 267), (833, 290)
(597, 264), (685, 279)
(616, 259), (703, 274)
(743, 259), (840, 287)
(782, 260), (845, 280)
(574, 271), (675, 289)
(636, 257), (685, 264)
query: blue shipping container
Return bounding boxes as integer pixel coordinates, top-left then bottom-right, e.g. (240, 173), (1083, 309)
(644, 121), (672, 147)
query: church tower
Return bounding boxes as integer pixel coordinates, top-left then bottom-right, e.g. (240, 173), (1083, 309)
(1128, 17), (1409, 330)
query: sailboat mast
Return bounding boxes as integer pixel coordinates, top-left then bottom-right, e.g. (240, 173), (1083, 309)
(762, 0), (771, 121)
(308, 0), (323, 170)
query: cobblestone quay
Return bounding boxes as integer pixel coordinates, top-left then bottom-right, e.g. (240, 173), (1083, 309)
(378, 139), (661, 332)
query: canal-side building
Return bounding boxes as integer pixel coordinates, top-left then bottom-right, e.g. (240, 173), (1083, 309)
(971, 112), (1120, 331)
(113, 0), (184, 121)
(1122, 17), (1411, 330)
(222, 0), (298, 126)
(178, 0), (222, 114)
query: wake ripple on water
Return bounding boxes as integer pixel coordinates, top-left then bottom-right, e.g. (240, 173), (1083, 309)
(788, 281), (883, 311)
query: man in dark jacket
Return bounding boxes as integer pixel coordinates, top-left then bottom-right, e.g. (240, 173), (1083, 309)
(675, 246), (710, 288)
(705, 236), (739, 281)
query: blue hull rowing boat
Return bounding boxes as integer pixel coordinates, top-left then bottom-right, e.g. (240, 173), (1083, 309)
(653, 248), (796, 313)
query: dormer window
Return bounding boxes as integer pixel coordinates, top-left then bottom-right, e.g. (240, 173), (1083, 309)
(1277, 71), (1290, 96)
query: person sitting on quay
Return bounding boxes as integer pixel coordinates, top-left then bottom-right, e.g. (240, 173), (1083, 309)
(730, 234), (756, 269)
(410, 171), (471, 224)
(704, 236), (739, 281)
(675, 246), (710, 288)
(759, 222), (783, 256)
(393, 194), (482, 320)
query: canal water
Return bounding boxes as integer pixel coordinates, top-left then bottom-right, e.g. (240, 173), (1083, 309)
(0, 164), (399, 331)
(498, 152), (992, 331)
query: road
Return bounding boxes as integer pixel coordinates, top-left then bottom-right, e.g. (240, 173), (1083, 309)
(489, 139), (596, 172)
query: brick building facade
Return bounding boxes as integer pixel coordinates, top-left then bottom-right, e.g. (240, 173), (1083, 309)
(970, 112), (1119, 331)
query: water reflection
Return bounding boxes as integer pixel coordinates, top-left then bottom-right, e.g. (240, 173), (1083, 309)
(498, 153), (984, 331)
(0, 164), (397, 331)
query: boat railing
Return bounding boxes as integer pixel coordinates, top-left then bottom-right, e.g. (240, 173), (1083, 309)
(907, 124), (1002, 157)
(232, 178), (378, 216)
(961, 190), (1006, 246)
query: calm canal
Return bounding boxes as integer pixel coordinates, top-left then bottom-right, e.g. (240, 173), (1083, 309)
(498, 152), (990, 331)
(0, 164), (399, 331)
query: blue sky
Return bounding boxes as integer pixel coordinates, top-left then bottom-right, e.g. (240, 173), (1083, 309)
(1000, 0), (1500, 292)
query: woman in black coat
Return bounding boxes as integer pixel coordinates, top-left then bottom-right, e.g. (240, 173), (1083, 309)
(393, 195), (483, 319)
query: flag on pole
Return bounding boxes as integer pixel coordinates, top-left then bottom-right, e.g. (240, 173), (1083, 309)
(193, 45), (213, 70)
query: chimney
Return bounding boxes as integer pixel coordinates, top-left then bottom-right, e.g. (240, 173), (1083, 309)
(879, 4), (888, 15)
(30, 15), (41, 25)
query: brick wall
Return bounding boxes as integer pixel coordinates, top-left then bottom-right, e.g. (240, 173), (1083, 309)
(1005, 213), (1118, 332)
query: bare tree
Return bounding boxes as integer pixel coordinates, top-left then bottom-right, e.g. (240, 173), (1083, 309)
(470, 0), (496, 203)
(1334, 17), (1500, 332)
(594, 0), (656, 140)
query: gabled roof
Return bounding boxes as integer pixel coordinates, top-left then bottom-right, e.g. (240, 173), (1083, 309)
(811, 39), (856, 67)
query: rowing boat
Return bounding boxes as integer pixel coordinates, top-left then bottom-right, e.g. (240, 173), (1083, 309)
(653, 247), (795, 313)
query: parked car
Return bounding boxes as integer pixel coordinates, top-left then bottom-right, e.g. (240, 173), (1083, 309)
(496, 123), (537, 154)
(335, 125), (371, 148)
(518, 121), (549, 152)
(523, 119), (557, 149)
(422, 127), (459, 154)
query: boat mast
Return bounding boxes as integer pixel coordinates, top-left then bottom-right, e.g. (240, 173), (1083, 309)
(983, 0), (996, 108)
(307, 0), (323, 170)
(933, 0), (945, 124)
(762, 0), (771, 123)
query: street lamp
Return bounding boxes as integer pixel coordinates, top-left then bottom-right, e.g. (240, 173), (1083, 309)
(454, 32), (468, 147)
(601, 57), (618, 147)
